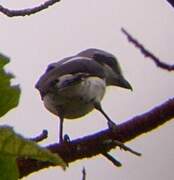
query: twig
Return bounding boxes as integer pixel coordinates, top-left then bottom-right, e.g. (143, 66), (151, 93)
(103, 139), (141, 156)
(102, 152), (122, 167)
(121, 28), (174, 71)
(30, 130), (48, 142)
(82, 167), (86, 180)
(18, 97), (174, 178)
(102, 139), (140, 167)
(113, 140), (141, 156)
(0, 0), (61, 17)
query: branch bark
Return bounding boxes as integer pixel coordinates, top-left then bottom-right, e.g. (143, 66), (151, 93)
(0, 0), (61, 17)
(121, 28), (174, 71)
(18, 97), (174, 178)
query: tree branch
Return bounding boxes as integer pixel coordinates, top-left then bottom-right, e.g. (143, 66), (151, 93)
(0, 0), (61, 17)
(166, 0), (174, 8)
(29, 129), (48, 142)
(82, 167), (86, 180)
(18, 97), (174, 178)
(102, 152), (122, 167)
(0, 1), (173, 17)
(121, 28), (174, 71)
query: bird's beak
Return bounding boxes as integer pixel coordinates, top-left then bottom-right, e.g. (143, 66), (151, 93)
(113, 75), (133, 91)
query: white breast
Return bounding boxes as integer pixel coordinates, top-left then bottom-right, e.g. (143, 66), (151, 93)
(81, 76), (106, 102)
(43, 76), (106, 119)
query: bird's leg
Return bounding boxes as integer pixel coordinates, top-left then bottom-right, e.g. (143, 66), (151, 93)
(59, 116), (64, 143)
(58, 110), (70, 143)
(94, 102), (117, 130)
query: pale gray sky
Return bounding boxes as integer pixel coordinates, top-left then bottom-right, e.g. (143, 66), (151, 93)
(0, 1), (174, 180)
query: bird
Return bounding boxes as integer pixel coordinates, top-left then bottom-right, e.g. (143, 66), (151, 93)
(35, 48), (132, 143)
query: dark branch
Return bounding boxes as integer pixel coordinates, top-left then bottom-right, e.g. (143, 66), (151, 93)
(102, 152), (122, 167)
(121, 28), (174, 71)
(110, 140), (141, 156)
(0, 0), (61, 17)
(166, 0), (174, 8)
(82, 167), (86, 180)
(17, 97), (174, 178)
(29, 129), (48, 142)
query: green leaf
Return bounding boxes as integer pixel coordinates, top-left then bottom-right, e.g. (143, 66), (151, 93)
(0, 126), (66, 165)
(0, 126), (66, 179)
(0, 155), (19, 180)
(0, 53), (21, 118)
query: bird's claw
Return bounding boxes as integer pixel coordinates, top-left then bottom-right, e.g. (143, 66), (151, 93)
(107, 120), (117, 132)
(64, 134), (71, 143)
(59, 134), (71, 144)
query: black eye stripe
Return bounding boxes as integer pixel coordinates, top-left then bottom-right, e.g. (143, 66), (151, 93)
(93, 54), (122, 75)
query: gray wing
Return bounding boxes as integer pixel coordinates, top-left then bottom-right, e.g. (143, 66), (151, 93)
(35, 56), (105, 98)
(77, 48), (122, 75)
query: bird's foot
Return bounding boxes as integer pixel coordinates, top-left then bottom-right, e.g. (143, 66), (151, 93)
(64, 134), (71, 143)
(107, 120), (118, 132)
(59, 134), (71, 144)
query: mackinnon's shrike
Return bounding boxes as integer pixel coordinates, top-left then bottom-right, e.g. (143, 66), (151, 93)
(35, 48), (132, 143)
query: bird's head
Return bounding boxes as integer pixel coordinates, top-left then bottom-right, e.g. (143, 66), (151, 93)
(78, 48), (132, 90)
